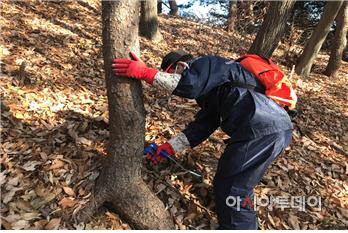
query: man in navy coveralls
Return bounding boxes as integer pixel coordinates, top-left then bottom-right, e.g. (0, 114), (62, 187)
(112, 50), (293, 229)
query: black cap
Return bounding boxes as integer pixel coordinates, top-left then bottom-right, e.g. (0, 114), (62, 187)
(161, 50), (193, 71)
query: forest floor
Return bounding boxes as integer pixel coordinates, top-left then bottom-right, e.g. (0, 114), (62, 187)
(1, 0), (347, 230)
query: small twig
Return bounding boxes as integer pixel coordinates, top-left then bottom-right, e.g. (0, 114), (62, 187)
(289, 65), (295, 80)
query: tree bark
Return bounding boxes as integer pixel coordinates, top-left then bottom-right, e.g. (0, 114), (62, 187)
(169, 0), (178, 16)
(248, 0), (295, 58)
(140, 0), (162, 41)
(324, 2), (348, 77)
(343, 43), (348, 62)
(76, 0), (174, 229)
(226, 0), (237, 32)
(157, 0), (162, 14)
(295, 1), (344, 77)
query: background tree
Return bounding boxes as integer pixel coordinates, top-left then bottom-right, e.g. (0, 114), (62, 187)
(324, 2), (348, 77)
(248, 0), (295, 58)
(295, 1), (344, 77)
(157, 0), (162, 14)
(343, 43), (348, 61)
(77, 0), (174, 229)
(169, 0), (179, 15)
(140, 0), (162, 41)
(226, 0), (237, 32)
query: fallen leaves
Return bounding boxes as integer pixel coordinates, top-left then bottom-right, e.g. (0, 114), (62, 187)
(21, 161), (41, 171)
(49, 159), (65, 170)
(63, 186), (75, 196)
(59, 197), (77, 209)
(45, 218), (61, 230)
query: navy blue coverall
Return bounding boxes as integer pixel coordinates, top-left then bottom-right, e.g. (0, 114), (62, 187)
(172, 56), (293, 229)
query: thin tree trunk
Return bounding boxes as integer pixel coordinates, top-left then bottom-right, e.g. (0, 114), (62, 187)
(343, 43), (348, 62)
(295, 1), (344, 77)
(140, 0), (162, 41)
(169, 0), (178, 16)
(248, 0), (295, 58)
(324, 2), (348, 77)
(157, 0), (162, 14)
(76, 0), (174, 229)
(226, 0), (237, 32)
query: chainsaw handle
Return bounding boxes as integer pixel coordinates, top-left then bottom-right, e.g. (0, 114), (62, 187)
(159, 150), (169, 158)
(144, 143), (158, 156)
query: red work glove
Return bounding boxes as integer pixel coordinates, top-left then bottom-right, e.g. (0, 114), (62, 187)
(112, 51), (158, 84)
(154, 142), (175, 163)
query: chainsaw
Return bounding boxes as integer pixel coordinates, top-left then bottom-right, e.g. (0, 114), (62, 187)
(144, 143), (202, 177)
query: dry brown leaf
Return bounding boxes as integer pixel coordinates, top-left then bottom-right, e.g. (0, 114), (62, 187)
(49, 159), (65, 170)
(68, 128), (78, 140)
(3, 187), (22, 204)
(338, 207), (348, 219)
(268, 212), (276, 228)
(63, 186), (75, 196)
(0, 171), (7, 186)
(22, 161), (41, 171)
(11, 220), (29, 230)
(31, 188), (62, 209)
(35, 185), (48, 197)
(288, 215), (300, 230)
(45, 218), (61, 230)
(22, 212), (41, 221)
(1, 219), (12, 230)
(7, 176), (19, 186)
(59, 197), (77, 209)
(77, 137), (92, 146)
(16, 199), (33, 212)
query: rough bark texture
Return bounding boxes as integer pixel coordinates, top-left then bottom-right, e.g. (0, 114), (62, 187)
(226, 0), (237, 32)
(157, 0), (162, 14)
(169, 0), (178, 16)
(295, 1), (344, 78)
(343, 44), (348, 62)
(324, 2), (348, 77)
(76, 0), (174, 229)
(140, 0), (162, 41)
(248, 0), (295, 58)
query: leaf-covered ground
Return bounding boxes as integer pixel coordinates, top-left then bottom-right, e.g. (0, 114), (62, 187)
(1, 0), (347, 230)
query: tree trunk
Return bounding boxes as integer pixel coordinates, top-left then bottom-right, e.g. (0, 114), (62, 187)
(157, 0), (162, 14)
(248, 0), (295, 58)
(324, 2), (348, 77)
(226, 0), (237, 32)
(343, 43), (348, 62)
(169, 0), (178, 16)
(76, 0), (174, 229)
(295, 1), (344, 77)
(140, 0), (162, 41)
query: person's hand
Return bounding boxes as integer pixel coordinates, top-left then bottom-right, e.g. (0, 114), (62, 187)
(112, 51), (158, 84)
(155, 143), (175, 160)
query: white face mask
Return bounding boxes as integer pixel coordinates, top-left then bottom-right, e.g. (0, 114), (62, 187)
(173, 62), (189, 75)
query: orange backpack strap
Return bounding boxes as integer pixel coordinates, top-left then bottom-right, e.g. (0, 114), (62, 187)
(235, 54), (273, 65)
